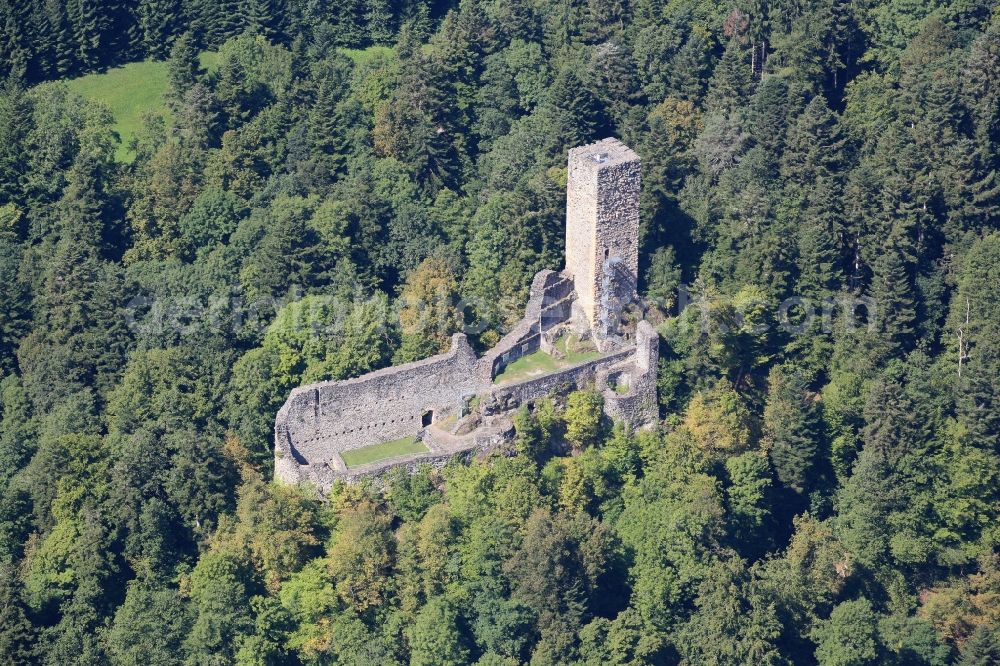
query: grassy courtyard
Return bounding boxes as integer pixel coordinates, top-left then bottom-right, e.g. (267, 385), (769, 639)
(493, 335), (600, 384)
(63, 52), (219, 161)
(340, 435), (428, 469)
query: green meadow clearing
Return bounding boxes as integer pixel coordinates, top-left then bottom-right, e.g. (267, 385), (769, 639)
(64, 52), (219, 161)
(61, 46), (395, 162)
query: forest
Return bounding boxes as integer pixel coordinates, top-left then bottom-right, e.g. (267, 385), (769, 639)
(0, 0), (999, 663)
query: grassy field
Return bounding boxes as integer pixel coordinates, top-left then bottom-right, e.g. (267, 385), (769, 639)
(493, 335), (601, 384)
(341, 435), (428, 468)
(62, 48), (392, 162)
(64, 52), (218, 161)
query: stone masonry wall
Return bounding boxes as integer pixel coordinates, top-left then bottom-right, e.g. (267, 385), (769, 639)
(274, 321), (660, 487)
(481, 348), (634, 416)
(601, 321), (659, 426)
(480, 321), (658, 432)
(274, 333), (483, 483)
(566, 149), (598, 326)
(475, 270), (575, 383)
(276, 137), (657, 488)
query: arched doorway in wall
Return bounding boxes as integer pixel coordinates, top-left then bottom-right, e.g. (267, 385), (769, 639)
(421, 410), (434, 427)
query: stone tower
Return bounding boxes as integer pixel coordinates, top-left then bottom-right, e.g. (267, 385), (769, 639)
(564, 138), (641, 341)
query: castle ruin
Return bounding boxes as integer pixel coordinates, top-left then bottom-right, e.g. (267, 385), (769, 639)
(274, 138), (658, 491)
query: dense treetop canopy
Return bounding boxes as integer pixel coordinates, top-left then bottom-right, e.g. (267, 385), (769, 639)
(0, 0), (999, 663)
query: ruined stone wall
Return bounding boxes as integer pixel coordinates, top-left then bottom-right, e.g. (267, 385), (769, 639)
(565, 138), (641, 333)
(601, 321), (659, 427)
(276, 137), (657, 488)
(274, 333), (483, 483)
(292, 450), (471, 492)
(482, 321), (658, 430)
(482, 348), (633, 417)
(475, 270), (575, 383)
(275, 323), (660, 488)
(334, 426), (513, 487)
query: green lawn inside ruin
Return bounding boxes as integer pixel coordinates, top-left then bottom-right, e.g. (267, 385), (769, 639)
(493, 335), (601, 384)
(341, 435), (428, 468)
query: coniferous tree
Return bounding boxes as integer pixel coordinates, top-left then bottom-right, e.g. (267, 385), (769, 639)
(365, 0), (395, 44)
(176, 81), (219, 149)
(780, 95), (847, 369)
(307, 77), (348, 177)
(20, 1), (48, 78)
(433, 0), (495, 151)
(0, 214), (29, 374)
(0, 0), (31, 80)
(764, 363), (820, 495)
(0, 81), (30, 204)
(747, 76), (792, 159)
(588, 40), (637, 123)
(953, 33), (1000, 231)
(782, 95), (846, 189)
(544, 67), (607, 153)
(795, 212), (841, 303)
(213, 51), (265, 126)
(641, 97), (701, 264)
(938, 236), (1000, 549)
(948, 233), (1000, 379)
(705, 37), (754, 113)
(166, 30), (202, 106)
(138, 0), (183, 59)
(188, 0), (242, 47)
(68, 0), (107, 70)
(57, 150), (115, 251)
(245, 0), (285, 42)
(866, 230), (916, 364)
(964, 25), (1000, 154)
(840, 360), (948, 567)
(644, 245), (682, 307)
(945, 342), (1000, 550)
(104, 0), (141, 63)
(315, 0), (364, 46)
(45, 0), (77, 76)
(403, 2), (434, 41)
(0, 564), (34, 662)
(786, 211), (841, 373)
(18, 152), (127, 409)
(668, 30), (714, 103)
(959, 626), (1000, 666)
